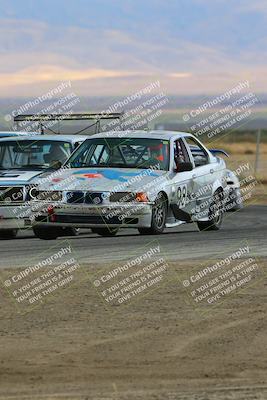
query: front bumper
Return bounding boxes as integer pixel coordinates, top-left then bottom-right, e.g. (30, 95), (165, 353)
(224, 187), (243, 210)
(33, 203), (153, 229)
(0, 205), (32, 230)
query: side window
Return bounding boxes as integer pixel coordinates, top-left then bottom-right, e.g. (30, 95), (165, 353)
(184, 137), (209, 167)
(173, 139), (190, 167)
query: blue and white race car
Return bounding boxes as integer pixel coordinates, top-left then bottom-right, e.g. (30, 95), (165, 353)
(31, 130), (230, 239)
(0, 134), (87, 238)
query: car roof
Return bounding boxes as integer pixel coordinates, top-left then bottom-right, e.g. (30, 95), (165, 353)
(0, 134), (89, 142)
(91, 130), (193, 140)
(0, 131), (40, 136)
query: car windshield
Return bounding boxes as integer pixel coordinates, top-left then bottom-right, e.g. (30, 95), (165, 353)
(67, 138), (170, 171)
(0, 140), (72, 170)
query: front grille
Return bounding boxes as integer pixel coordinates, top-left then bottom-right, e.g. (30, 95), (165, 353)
(66, 191), (104, 205)
(85, 192), (103, 205)
(66, 191), (84, 204)
(0, 186), (24, 203)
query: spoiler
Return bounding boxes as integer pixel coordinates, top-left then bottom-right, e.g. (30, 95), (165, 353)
(209, 149), (229, 157)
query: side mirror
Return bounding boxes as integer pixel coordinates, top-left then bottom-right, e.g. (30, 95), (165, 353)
(175, 161), (193, 172)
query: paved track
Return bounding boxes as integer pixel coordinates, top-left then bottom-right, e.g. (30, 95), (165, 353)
(0, 205), (266, 268)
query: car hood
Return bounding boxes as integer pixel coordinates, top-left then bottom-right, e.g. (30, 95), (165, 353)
(36, 167), (168, 192)
(0, 169), (45, 185)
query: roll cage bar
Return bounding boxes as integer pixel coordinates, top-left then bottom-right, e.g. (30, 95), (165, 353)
(13, 112), (124, 135)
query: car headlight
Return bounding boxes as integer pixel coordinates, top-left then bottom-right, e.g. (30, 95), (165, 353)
(109, 192), (149, 203)
(29, 190), (63, 202)
(109, 192), (136, 202)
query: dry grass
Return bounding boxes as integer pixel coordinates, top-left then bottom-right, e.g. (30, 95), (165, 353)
(207, 141), (267, 155)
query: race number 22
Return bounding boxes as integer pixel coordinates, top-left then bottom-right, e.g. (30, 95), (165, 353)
(177, 184), (187, 208)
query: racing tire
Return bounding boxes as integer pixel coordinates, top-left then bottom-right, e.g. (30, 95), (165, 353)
(33, 226), (63, 240)
(62, 227), (80, 236)
(138, 192), (167, 235)
(92, 228), (118, 237)
(197, 190), (224, 231)
(0, 229), (18, 239)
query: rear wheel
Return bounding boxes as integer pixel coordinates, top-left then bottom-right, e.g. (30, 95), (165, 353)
(197, 190), (224, 231)
(0, 229), (18, 239)
(138, 193), (167, 235)
(33, 226), (63, 240)
(92, 228), (118, 237)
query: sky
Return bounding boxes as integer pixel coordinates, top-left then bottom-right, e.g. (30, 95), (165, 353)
(0, 0), (266, 97)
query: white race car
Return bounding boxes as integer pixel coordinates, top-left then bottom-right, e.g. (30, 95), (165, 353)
(0, 135), (87, 238)
(31, 130), (229, 239)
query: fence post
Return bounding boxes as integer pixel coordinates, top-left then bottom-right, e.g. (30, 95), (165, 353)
(254, 129), (261, 174)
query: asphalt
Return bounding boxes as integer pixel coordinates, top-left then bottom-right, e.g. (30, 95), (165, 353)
(0, 205), (266, 268)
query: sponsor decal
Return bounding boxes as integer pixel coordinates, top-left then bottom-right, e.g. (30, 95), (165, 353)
(72, 169), (158, 183)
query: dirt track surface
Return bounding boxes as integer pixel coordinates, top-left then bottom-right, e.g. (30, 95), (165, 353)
(0, 256), (266, 400)
(0, 205), (266, 399)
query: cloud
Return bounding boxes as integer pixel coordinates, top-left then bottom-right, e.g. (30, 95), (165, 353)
(0, 65), (144, 86)
(168, 73), (192, 79)
(0, 16), (266, 96)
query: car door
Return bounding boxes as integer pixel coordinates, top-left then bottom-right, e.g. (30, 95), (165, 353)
(167, 138), (196, 220)
(183, 136), (214, 219)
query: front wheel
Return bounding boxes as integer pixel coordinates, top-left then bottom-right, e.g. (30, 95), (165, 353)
(0, 229), (18, 239)
(33, 226), (63, 240)
(197, 191), (224, 231)
(92, 228), (118, 237)
(62, 227), (80, 236)
(138, 193), (167, 235)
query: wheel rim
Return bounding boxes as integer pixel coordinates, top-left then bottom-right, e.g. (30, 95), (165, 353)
(154, 199), (166, 229)
(211, 193), (223, 224)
